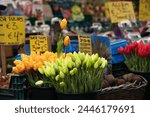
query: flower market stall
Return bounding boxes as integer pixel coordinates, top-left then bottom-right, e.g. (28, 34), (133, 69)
(0, 0), (150, 100)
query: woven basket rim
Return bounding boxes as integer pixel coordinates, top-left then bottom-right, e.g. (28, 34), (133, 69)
(101, 75), (147, 92)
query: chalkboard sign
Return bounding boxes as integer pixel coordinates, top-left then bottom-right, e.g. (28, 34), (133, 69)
(30, 35), (48, 53)
(0, 16), (25, 45)
(108, 1), (136, 23)
(139, 0), (150, 21)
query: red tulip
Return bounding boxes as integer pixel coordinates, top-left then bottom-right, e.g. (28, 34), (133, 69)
(130, 41), (138, 51)
(124, 44), (132, 54)
(118, 46), (124, 54)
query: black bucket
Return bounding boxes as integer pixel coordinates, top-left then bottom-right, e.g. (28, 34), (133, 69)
(56, 91), (99, 100)
(28, 87), (57, 100)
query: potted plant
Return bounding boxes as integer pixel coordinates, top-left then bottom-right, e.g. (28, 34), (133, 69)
(118, 40), (150, 99)
(37, 52), (108, 100)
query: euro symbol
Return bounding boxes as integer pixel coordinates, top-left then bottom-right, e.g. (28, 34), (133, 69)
(8, 32), (13, 39)
(6, 23), (11, 29)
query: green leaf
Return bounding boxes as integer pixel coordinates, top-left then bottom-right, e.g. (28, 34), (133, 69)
(57, 39), (63, 55)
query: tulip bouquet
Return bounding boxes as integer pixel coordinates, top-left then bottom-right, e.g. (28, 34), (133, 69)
(118, 40), (150, 72)
(12, 51), (72, 87)
(37, 52), (108, 93)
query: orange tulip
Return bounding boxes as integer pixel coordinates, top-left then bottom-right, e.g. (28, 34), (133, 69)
(64, 36), (70, 47)
(14, 60), (22, 65)
(16, 64), (25, 72)
(12, 67), (20, 74)
(60, 18), (67, 30)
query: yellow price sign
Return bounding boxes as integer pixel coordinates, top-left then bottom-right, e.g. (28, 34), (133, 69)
(0, 16), (25, 45)
(139, 0), (150, 21)
(108, 1), (136, 23)
(78, 35), (92, 55)
(30, 35), (48, 53)
(105, 2), (110, 18)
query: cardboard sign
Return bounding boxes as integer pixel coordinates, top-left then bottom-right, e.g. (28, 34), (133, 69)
(0, 16), (25, 45)
(108, 1), (136, 23)
(30, 35), (48, 53)
(139, 0), (150, 21)
(105, 2), (110, 18)
(78, 35), (92, 55)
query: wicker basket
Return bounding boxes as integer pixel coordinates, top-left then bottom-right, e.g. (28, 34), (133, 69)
(98, 76), (147, 100)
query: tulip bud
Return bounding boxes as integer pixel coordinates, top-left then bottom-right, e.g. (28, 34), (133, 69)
(35, 80), (43, 87)
(92, 53), (99, 63)
(67, 61), (73, 69)
(44, 61), (51, 67)
(49, 66), (56, 76)
(64, 36), (70, 47)
(38, 67), (44, 74)
(83, 54), (89, 66)
(63, 66), (69, 74)
(71, 55), (76, 62)
(60, 82), (65, 87)
(97, 57), (103, 65)
(53, 63), (59, 72)
(44, 66), (51, 77)
(94, 61), (99, 69)
(86, 57), (92, 68)
(70, 69), (75, 76)
(100, 59), (108, 69)
(60, 18), (67, 30)
(59, 66), (63, 72)
(75, 59), (81, 68)
(78, 52), (84, 61)
(59, 71), (65, 79)
(55, 75), (60, 81)
(73, 68), (78, 74)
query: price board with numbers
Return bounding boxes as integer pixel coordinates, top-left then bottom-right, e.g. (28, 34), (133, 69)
(78, 35), (92, 55)
(0, 16), (25, 45)
(30, 35), (48, 53)
(108, 1), (136, 23)
(139, 0), (150, 21)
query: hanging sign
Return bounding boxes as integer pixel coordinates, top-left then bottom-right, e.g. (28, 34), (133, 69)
(0, 16), (25, 45)
(30, 35), (48, 53)
(78, 35), (92, 55)
(139, 0), (150, 21)
(108, 1), (136, 23)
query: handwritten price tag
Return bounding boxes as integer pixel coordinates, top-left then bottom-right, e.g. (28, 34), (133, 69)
(78, 35), (92, 55)
(139, 0), (150, 21)
(30, 35), (48, 53)
(105, 2), (110, 18)
(0, 16), (25, 45)
(108, 1), (136, 23)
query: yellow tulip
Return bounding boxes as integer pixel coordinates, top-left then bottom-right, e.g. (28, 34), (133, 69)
(12, 67), (20, 74)
(64, 36), (70, 47)
(14, 60), (22, 65)
(60, 18), (67, 30)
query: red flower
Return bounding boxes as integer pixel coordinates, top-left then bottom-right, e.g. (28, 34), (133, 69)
(124, 44), (132, 54)
(130, 41), (138, 51)
(118, 46), (124, 54)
